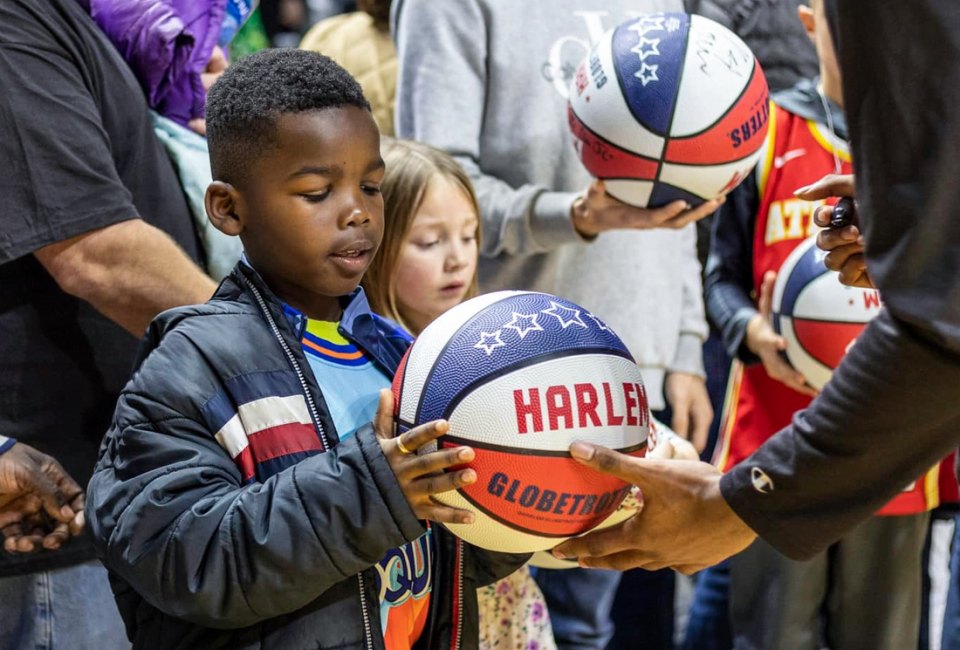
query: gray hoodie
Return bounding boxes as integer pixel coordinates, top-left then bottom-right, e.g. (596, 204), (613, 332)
(394, 0), (706, 408)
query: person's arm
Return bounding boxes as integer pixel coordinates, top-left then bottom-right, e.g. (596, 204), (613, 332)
(393, 0), (578, 257)
(664, 223), (712, 450)
(721, 308), (960, 558)
(0, 35), (215, 337)
(392, 0), (719, 258)
(88, 355), (474, 627)
(34, 220), (215, 337)
(706, 174), (816, 395)
(704, 175), (760, 362)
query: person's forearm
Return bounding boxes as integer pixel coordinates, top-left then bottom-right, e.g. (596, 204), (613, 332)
(720, 308), (960, 560)
(34, 218), (216, 336)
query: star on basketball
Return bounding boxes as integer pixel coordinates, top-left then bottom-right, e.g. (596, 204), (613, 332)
(504, 312), (544, 340)
(628, 16), (665, 37)
(636, 62), (659, 86)
(474, 330), (507, 355)
(631, 37), (660, 62)
(542, 302), (588, 329)
(585, 312), (609, 331)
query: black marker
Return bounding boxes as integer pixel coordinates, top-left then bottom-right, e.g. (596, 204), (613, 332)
(830, 196), (857, 228)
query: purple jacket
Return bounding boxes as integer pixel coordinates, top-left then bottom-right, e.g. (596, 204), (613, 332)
(78, 0), (225, 126)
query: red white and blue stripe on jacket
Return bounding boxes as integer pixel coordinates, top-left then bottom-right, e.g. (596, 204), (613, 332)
(199, 370), (324, 483)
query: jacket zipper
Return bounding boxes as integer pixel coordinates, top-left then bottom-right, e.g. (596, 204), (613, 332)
(245, 275), (403, 650)
(242, 276), (331, 450)
(452, 540), (464, 650)
(357, 573), (375, 650)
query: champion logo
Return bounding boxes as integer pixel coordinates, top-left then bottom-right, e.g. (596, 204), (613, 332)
(750, 467), (774, 494)
(773, 148), (806, 169)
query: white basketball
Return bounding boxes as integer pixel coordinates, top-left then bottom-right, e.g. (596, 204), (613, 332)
(771, 235), (883, 390)
(568, 12), (770, 207)
(392, 291), (650, 553)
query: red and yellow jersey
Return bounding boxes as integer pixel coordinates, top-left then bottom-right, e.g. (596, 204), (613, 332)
(714, 102), (956, 515)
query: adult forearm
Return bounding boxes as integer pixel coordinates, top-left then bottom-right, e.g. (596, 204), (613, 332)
(720, 308), (960, 559)
(35, 218), (216, 336)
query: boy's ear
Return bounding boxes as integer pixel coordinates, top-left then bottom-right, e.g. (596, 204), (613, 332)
(797, 5), (816, 40)
(205, 181), (243, 236)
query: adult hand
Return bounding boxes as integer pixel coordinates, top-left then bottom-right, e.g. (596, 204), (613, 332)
(571, 180), (723, 237)
(664, 372), (712, 453)
(745, 271), (818, 396)
(551, 442), (756, 573)
(0, 443), (85, 553)
(795, 174), (874, 288)
(374, 390), (477, 525)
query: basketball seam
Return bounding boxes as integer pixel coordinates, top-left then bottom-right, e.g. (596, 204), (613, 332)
(442, 435), (648, 458)
(659, 12), (693, 186)
(666, 58), (760, 141)
(610, 22), (668, 141)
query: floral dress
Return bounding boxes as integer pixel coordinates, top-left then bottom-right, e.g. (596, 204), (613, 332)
(478, 565), (557, 650)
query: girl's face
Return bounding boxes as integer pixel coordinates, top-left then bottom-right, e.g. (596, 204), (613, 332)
(394, 176), (479, 334)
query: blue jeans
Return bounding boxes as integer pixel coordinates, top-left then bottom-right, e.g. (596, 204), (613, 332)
(532, 567), (620, 650)
(682, 560), (732, 650)
(0, 559), (129, 650)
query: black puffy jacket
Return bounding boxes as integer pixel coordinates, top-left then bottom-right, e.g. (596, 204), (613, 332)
(87, 263), (528, 649)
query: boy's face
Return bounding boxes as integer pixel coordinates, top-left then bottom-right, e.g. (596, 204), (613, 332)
(237, 106), (385, 320)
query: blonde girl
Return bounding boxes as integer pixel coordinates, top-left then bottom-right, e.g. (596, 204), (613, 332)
(362, 138), (557, 650)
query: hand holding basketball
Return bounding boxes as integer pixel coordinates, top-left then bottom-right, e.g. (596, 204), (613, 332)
(572, 180), (723, 237)
(551, 441), (755, 574)
(374, 390), (478, 525)
(746, 271), (817, 397)
(796, 174), (874, 289)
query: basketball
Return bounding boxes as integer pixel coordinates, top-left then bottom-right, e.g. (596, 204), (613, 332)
(392, 291), (650, 553)
(771, 235), (883, 391)
(567, 12), (769, 208)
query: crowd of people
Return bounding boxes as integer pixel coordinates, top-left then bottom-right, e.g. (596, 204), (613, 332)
(1, 1), (958, 649)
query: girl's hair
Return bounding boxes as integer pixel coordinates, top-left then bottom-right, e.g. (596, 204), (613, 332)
(363, 138), (481, 333)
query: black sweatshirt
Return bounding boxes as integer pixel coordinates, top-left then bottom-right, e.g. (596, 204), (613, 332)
(720, 0), (960, 560)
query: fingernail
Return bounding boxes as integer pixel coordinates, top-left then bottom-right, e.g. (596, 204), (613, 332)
(551, 547), (573, 560)
(683, 202), (692, 211)
(60, 505), (74, 520)
(461, 513), (475, 525)
(462, 469), (477, 484)
(436, 420), (449, 433)
(794, 184), (813, 195)
(569, 441), (596, 461)
(458, 447), (474, 462)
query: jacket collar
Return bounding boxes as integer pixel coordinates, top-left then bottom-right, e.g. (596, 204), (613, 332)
(229, 258), (391, 356)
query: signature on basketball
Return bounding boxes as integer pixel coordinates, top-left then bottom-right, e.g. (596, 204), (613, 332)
(694, 30), (751, 78)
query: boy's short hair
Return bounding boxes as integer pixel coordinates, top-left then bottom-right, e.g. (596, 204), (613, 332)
(206, 49), (371, 184)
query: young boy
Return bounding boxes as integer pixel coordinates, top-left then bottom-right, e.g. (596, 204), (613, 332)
(705, 1), (953, 648)
(85, 49), (527, 650)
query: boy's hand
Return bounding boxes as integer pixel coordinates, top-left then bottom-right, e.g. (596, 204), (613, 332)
(374, 390), (477, 525)
(745, 271), (818, 397)
(571, 180), (723, 237)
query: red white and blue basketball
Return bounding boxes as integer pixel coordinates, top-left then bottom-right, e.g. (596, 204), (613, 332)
(392, 291), (649, 553)
(771, 235), (884, 391)
(567, 12), (769, 208)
